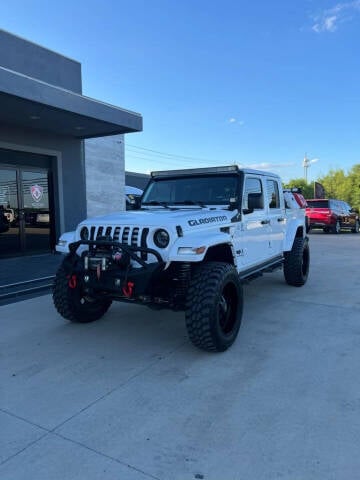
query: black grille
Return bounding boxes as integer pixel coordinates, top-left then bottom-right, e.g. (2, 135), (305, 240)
(131, 227), (139, 246)
(141, 228), (149, 260)
(122, 227), (130, 243)
(113, 227), (121, 241)
(87, 226), (149, 253)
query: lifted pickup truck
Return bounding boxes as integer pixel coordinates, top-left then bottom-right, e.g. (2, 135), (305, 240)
(54, 165), (309, 352)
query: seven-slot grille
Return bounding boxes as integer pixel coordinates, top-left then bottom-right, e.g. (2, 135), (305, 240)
(89, 225), (149, 259)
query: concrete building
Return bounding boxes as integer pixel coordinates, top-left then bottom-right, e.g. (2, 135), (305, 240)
(0, 29), (142, 258)
(125, 171), (150, 191)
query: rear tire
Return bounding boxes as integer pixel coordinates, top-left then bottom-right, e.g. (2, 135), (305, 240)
(53, 265), (112, 323)
(185, 262), (243, 352)
(352, 220), (359, 233)
(284, 237), (310, 287)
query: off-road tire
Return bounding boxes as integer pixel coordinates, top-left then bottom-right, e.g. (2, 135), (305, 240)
(284, 237), (310, 287)
(185, 262), (243, 352)
(53, 266), (112, 323)
(352, 220), (359, 233)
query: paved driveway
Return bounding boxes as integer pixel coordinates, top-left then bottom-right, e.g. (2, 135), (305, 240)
(1, 233), (360, 480)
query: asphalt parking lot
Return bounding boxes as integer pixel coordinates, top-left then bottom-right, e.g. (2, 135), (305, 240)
(1, 232), (360, 480)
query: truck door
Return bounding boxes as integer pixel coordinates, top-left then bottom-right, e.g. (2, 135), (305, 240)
(265, 178), (286, 256)
(240, 175), (271, 267)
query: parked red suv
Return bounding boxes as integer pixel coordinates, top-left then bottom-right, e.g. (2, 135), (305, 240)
(306, 199), (359, 234)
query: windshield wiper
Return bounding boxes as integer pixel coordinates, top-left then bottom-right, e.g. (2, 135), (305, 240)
(142, 201), (170, 209)
(172, 200), (206, 207)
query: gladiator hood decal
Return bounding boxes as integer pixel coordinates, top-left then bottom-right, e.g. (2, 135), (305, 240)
(188, 215), (228, 227)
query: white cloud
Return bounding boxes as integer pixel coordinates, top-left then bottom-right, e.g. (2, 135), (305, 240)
(244, 162), (296, 170)
(228, 118), (245, 126)
(311, 1), (360, 32)
(324, 15), (338, 31)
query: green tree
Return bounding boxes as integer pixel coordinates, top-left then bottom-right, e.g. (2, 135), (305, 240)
(347, 164), (360, 210)
(317, 169), (352, 203)
(286, 163), (360, 209)
(283, 178), (313, 199)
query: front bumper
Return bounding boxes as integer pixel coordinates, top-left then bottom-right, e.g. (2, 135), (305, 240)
(62, 239), (165, 301)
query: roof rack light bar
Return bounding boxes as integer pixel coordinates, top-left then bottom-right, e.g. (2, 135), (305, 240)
(151, 165), (240, 178)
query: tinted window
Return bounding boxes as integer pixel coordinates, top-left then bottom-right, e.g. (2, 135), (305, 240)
(243, 177), (263, 210)
(266, 180), (280, 209)
(307, 200), (329, 208)
(330, 200), (342, 212)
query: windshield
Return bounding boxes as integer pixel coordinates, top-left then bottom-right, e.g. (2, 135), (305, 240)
(142, 175), (239, 206)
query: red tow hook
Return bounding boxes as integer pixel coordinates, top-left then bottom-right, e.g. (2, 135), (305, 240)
(122, 281), (134, 298)
(68, 274), (77, 289)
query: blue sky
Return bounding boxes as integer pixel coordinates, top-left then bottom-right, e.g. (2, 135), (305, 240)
(1, 0), (360, 182)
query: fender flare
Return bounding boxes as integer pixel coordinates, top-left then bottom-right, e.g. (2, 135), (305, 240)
(283, 221), (304, 252)
(168, 231), (234, 262)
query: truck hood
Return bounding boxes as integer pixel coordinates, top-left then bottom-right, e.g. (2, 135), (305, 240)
(79, 207), (233, 232)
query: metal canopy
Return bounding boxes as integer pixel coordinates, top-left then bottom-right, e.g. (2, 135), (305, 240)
(0, 67), (142, 139)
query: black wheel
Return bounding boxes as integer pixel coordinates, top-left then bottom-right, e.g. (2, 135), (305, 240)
(323, 227), (329, 233)
(352, 220), (359, 233)
(185, 262), (243, 352)
(284, 237), (310, 287)
(53, 265), (112, 323)
(332, 220), (341, 234)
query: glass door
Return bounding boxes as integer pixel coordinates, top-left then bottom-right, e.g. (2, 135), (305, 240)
(0, 167), (20, 256)
(0, 166), (52, 257)
(20, 169), (51, 254)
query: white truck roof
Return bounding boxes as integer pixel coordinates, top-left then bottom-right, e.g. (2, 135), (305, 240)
(151, 165), (280, 179)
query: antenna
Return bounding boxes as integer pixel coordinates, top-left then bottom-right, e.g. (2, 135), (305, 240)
(303, 154), (319, 182)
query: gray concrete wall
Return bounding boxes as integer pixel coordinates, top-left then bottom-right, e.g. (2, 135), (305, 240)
(84, 135), (125, 217)
(0, 29), (82, 93)
(0, 125), (86, 236)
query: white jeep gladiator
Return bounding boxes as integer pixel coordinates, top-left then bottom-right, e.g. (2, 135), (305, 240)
(54, 165), (309, 352)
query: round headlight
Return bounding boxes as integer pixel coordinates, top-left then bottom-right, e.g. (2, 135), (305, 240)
(80, 226), (89, 240)
(153, 229), (170, 248)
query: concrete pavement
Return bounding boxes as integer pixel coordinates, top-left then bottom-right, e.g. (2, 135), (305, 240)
(1, 232), (360, 480)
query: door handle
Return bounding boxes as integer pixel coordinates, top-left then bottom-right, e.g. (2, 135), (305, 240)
(261, 219), (270, 225)
(277, 217), (285, 222)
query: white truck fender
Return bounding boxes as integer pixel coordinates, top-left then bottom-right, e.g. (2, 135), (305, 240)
(55, 230), (76, 254)
(283, 217), (305, 251)
(168, 231), (234, 262)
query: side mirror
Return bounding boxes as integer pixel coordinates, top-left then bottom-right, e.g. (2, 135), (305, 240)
(126, 195), (141, 210)
(228, 197), (238, 211)
(242, 208), (254, 215)
(133, 197), (141, 210)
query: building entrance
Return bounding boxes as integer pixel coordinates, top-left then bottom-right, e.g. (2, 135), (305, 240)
(0, 166), (53, 257)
